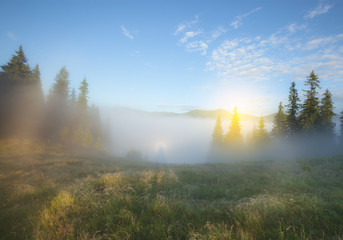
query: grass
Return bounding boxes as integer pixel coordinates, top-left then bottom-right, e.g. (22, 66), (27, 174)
(0, 139), (343, 239)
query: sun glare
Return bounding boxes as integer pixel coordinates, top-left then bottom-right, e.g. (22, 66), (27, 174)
(154, 141), (168, 152)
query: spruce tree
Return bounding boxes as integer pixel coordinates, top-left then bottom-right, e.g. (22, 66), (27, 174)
(212, 116), (223, 146)
(1, 45), (32, 81)
(50, 66), (70, 100)
(299, 71), (321, 133)
(32, 64), (44, 103)
(286, 81), (300, 135)
(46, 66), (70, 141)
(70, 88), (77, 107)
(224, 107), (242, 144)
(272, 102), (287, 138)
(340, 110), (343, 144)
(320, 89), (335, 135)
(77, 77), (89, 113)
(256, 116), (269, 142)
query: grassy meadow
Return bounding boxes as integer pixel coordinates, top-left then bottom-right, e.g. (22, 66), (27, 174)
(1, 139), (343, 239)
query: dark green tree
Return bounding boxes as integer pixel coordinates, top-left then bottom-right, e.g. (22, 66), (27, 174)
(77, 77), (89, 113)
(319, 89), (335, 135)
(32, 64), (44, 103)
(224, 107), (242, 144)
(212, 116), (223, 146)
(1, 45), (32, 81)
(50, 66), (70, 100)
(340, 110), (343, 144)
(45, 66), (70, 142)
(272, 102), (287, 138)
(286, 81), (300, 135)
(299, 71), (321, 133)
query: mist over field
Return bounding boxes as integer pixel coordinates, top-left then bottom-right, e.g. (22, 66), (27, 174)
(103, 107), (341, 164)
(1, 0), (343, 239)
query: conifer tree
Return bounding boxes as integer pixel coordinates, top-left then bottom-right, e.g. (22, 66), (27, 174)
(32, 64), (44, 103)
(340, 110), (343, 144)
(1, 45), (32, 81)
(272, 102), (287, 138)
(212, 116), (223, 146)
(95, 137), (105, 151)
(286, 81), (300, 135)
(224, 107), (242, 144)
(77, 77), (89, 113)
(256, 116), (269, 142)
(46, 66), (70, 141)
(320, 89), (335, 135)
(299, 71), (321, 133)
(50, 66), (70, 100)
(70, 88), (77, 107)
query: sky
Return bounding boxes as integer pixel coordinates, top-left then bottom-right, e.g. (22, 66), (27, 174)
(1, 0), (343, 115)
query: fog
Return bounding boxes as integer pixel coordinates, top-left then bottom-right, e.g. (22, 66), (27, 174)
(102, 107), (342, 164)
(103, 107), (215, 163)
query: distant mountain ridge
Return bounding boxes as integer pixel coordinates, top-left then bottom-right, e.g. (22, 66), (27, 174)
(109, 106), (276, 122)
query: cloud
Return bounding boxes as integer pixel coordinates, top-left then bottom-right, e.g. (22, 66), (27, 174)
(305, 1), (333, 19)
(120, 25), (134, 40)
(207, 28), (343, 85)
(180, 31), (202, 43)
(174, 15), (199, 35)
(210, 26), (227, 41)
(185, 40), (208, 55)
(6, 32), (16, 40)
(230, 7), (262, 29)
(302, 34), (343, 50)
(286, 23), (307, 33)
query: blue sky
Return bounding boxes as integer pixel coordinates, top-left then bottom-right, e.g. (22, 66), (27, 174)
(1, 0), (343, 115)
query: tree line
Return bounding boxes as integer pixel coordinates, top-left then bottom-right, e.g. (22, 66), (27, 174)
(0, 45), (106, 151)
(211, 70), (343, 152)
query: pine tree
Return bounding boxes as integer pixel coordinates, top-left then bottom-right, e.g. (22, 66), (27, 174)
(212, 116), (223, 146)
(45, 66), (70, 141)
(70, 88), (77, 107)
(340, 110), (343, 144)
(224, 107), (242, 144)
(320, 89), (335, 135)
(272, 102), (287, 138)
(50, 66), (70, 100)
(1, 45), (32, 81)
(256, 116), (269, 142)
(32, 64), (44, 103)
(299, 71), (321, 133)
(77, 77), (89, 113)
(286, 81), (300, 135)
(95, 137), (105, 151)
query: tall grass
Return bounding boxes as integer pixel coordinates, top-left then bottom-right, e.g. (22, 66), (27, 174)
(0, 141), (343, 239)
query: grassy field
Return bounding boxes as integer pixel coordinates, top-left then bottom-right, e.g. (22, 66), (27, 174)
(1, 139), (343, 239)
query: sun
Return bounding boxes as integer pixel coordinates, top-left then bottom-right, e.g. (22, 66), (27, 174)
(213, 85), (260, 115)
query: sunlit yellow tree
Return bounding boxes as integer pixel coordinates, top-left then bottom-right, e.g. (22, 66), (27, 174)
(224, 107), (242, 145)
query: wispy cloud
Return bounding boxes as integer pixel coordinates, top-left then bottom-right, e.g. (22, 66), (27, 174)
(185, 40), (208, 55)
(302, 34), (343, 50)
(210, 26), (227, 41)
(230, 7), (262, 29)
(174, 15), (199, 35)
(180, 31), (202, 43)
(207, 28), (343, 85)
(6, 32), (16, 40)
(286, 23), (307, 33)
(120, 25), (134, 40)
(305, 1), (333, 19)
